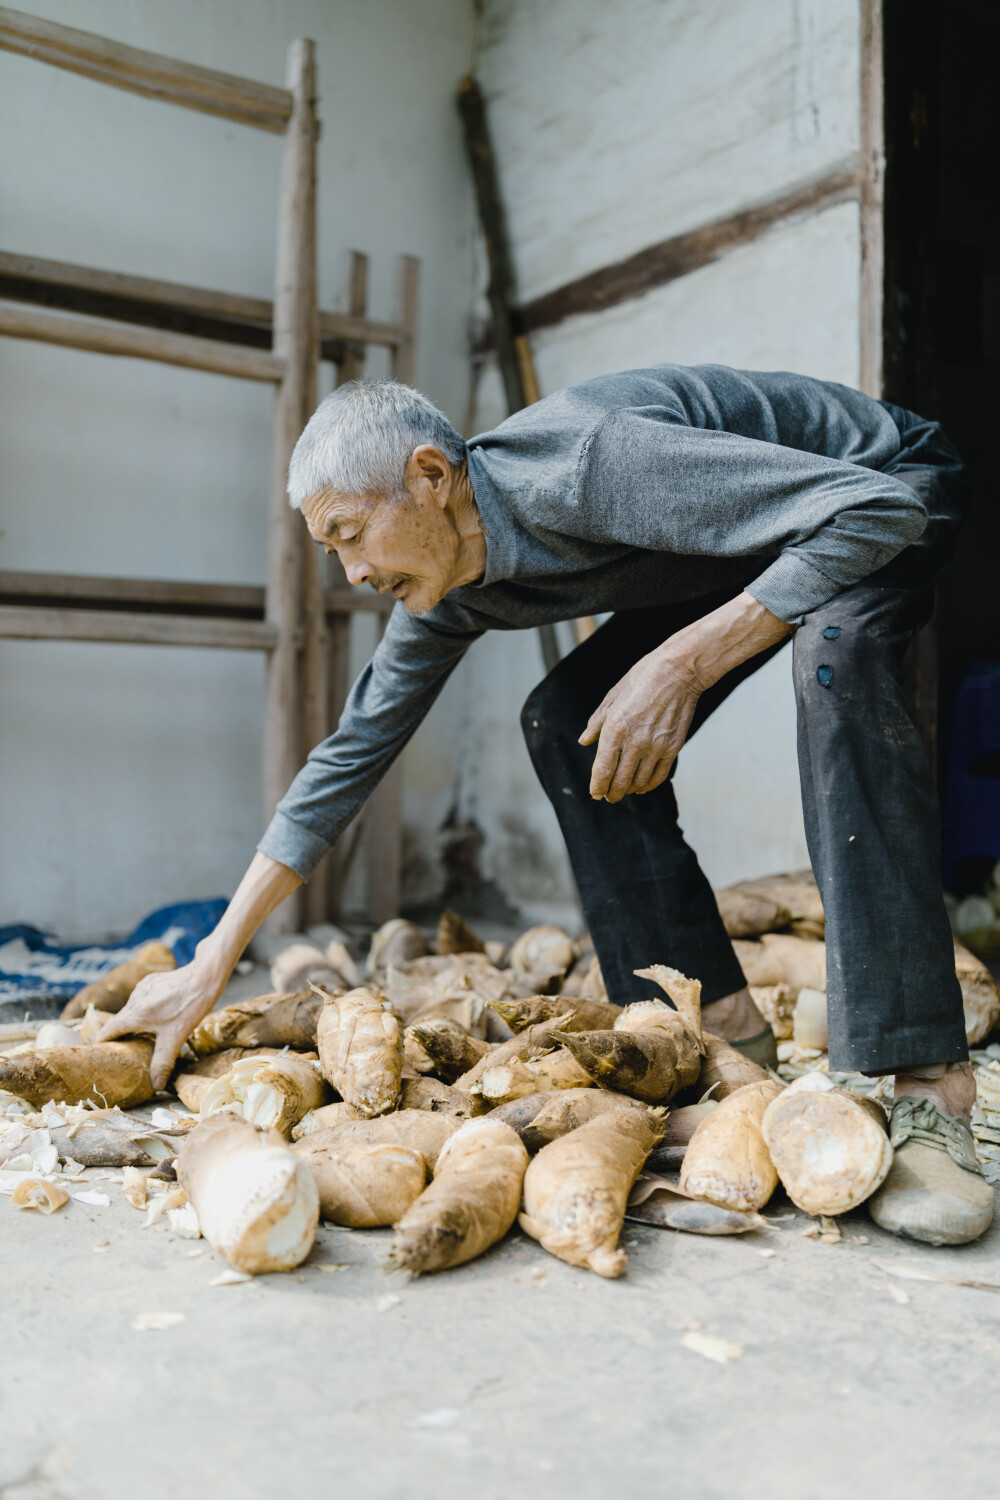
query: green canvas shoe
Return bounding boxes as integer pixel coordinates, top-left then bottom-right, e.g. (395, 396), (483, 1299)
(729, 1025), (779, 1071)
(868, 1097), (995, 1246)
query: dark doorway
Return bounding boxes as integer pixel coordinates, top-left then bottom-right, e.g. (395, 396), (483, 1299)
(883, 0), (1000, 884)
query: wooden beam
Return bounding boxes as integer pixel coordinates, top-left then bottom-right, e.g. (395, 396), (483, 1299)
(0, 569), (393, 618)
(0, 605), (278, 651)
(0, 302), (284, 382)
(264, 39), (318, 935)
(511, 162), (860, 337)
(0, 250), (405, 358)
(859, 0), (885, 398)
(0, 6), (292, 133)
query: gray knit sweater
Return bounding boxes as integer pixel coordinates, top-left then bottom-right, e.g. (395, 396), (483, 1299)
(259, 364), (929, 879)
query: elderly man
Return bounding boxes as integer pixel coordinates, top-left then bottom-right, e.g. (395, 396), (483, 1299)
(103, 364), (989, 1245)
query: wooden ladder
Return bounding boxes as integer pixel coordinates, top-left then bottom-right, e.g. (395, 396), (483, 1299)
(0, 7), (417, 931)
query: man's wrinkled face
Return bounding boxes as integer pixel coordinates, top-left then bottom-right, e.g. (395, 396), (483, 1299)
(300, 455), (462, 615)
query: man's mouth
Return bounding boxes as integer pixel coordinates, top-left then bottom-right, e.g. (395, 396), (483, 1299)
(391, 580), (408, 598)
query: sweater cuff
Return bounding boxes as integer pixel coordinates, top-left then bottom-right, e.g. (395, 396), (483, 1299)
(745, 552), (845, 625)
(257, 811), (332, 883)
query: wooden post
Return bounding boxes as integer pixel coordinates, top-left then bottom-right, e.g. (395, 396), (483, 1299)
(338, 251), (369, 384)
(392, 255), (419, 386)
(859, 0), (885, 397)
(264, 37), (318, 933)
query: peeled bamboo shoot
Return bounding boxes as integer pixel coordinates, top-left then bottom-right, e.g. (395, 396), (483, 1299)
(477, 1046), (592, 1105)
(200, 1051), (327, 1136)
(177, 1115), (319, 1275)
(761, 1074), (891, 1215)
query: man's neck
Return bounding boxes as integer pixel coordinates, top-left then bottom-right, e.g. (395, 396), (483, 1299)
(448, 465), (488, 589)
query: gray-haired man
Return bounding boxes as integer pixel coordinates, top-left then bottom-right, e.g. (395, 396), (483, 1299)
(103, 365), (990, 1246)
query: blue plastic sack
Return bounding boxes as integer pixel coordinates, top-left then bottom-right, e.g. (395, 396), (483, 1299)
(0, 897), (228, 1007)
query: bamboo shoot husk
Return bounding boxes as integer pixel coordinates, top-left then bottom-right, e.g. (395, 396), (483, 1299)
(60, 942), (176, 1019)
(298, 1110), (460, 1170)
(291, 1136), (426, 1226)
(0, 1040), (154, 1109)
(11, 1178), (69, 1213)
(580, 956), (607, 1002)
(646, 1101), (719, 1173)
(316, 987), (402, 1117)
(477, 1046), (593, 1105)
(716, 871), (824, 939)
(694, 1034), (771, 1100)
(680, 1079), (783, 1211)
(748, 984), (798, 1041)
(177, 1115), (319, 1275)
(399, 1077), (481, 1118)
(405, 1018), (491, 1083)
(200, 1051), (328, 1136)
(386, 1118), (528, 1273)
(490, 1087), (660, 1154)
(761, 1074), (891, 1215)
(188, 992), (323, 1056)
(436, 909), (486, 955)
(626, 1175), (766, 1235)
(519, 1109), (663, 1277)
(556, 967), (703, 1105)
(732, 935), (827, 992)
(487, 994), (620, 1034)
(507, 925), (574, 979)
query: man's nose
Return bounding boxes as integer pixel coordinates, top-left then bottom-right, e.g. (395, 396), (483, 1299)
(342, 553), (373, 587)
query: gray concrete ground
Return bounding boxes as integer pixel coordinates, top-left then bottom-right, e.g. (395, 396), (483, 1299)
(4, 957), (1000, 1500)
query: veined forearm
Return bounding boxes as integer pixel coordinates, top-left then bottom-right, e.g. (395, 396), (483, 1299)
(193, 852), (302, 990)
(664, 591), (794, 692)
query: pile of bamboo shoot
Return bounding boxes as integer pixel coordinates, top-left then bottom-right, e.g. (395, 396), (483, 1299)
(3, 890), (935, 1280)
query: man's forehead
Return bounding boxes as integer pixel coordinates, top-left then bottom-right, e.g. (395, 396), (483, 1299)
(303, 488), (371, 530)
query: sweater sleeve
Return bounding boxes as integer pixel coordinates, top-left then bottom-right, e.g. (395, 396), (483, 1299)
(258, 602), (483, 880)
(572, 407), (930, 623)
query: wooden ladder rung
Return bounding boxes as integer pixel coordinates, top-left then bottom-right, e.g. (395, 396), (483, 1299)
(0, 604), (279, 651)
(0, 302), (286, 382)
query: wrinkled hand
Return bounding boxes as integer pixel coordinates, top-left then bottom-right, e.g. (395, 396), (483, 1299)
(578, 646), (703, 802)
(98, 963), (223, 1091)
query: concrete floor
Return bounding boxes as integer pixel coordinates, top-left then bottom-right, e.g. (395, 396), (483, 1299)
(3, 1152), (1000, 1499)
(5, 955), (1000, 1500)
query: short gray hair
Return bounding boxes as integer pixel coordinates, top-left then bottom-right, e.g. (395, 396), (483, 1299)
(287, 378), (467, 508)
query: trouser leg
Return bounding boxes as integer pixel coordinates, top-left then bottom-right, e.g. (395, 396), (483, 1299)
(521, 594), (784, 1007)
(794, 455), (970, 1075)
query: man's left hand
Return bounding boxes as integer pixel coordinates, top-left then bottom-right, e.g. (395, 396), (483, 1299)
(578, 645), (703, 802)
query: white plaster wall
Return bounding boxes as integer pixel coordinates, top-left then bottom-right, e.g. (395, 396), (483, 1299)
(435, 0), (865, 914)
(0, 0), (476, 937)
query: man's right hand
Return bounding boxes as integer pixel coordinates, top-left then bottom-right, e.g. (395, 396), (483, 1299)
(96, 852), (304, 1092)
(98, 963), (223, 1091)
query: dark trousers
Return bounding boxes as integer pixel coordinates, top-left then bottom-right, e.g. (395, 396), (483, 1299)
(521, 407), (971, 1075)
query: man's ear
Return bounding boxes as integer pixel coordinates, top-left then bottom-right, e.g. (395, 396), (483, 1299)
(408, 445), (451, 506)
